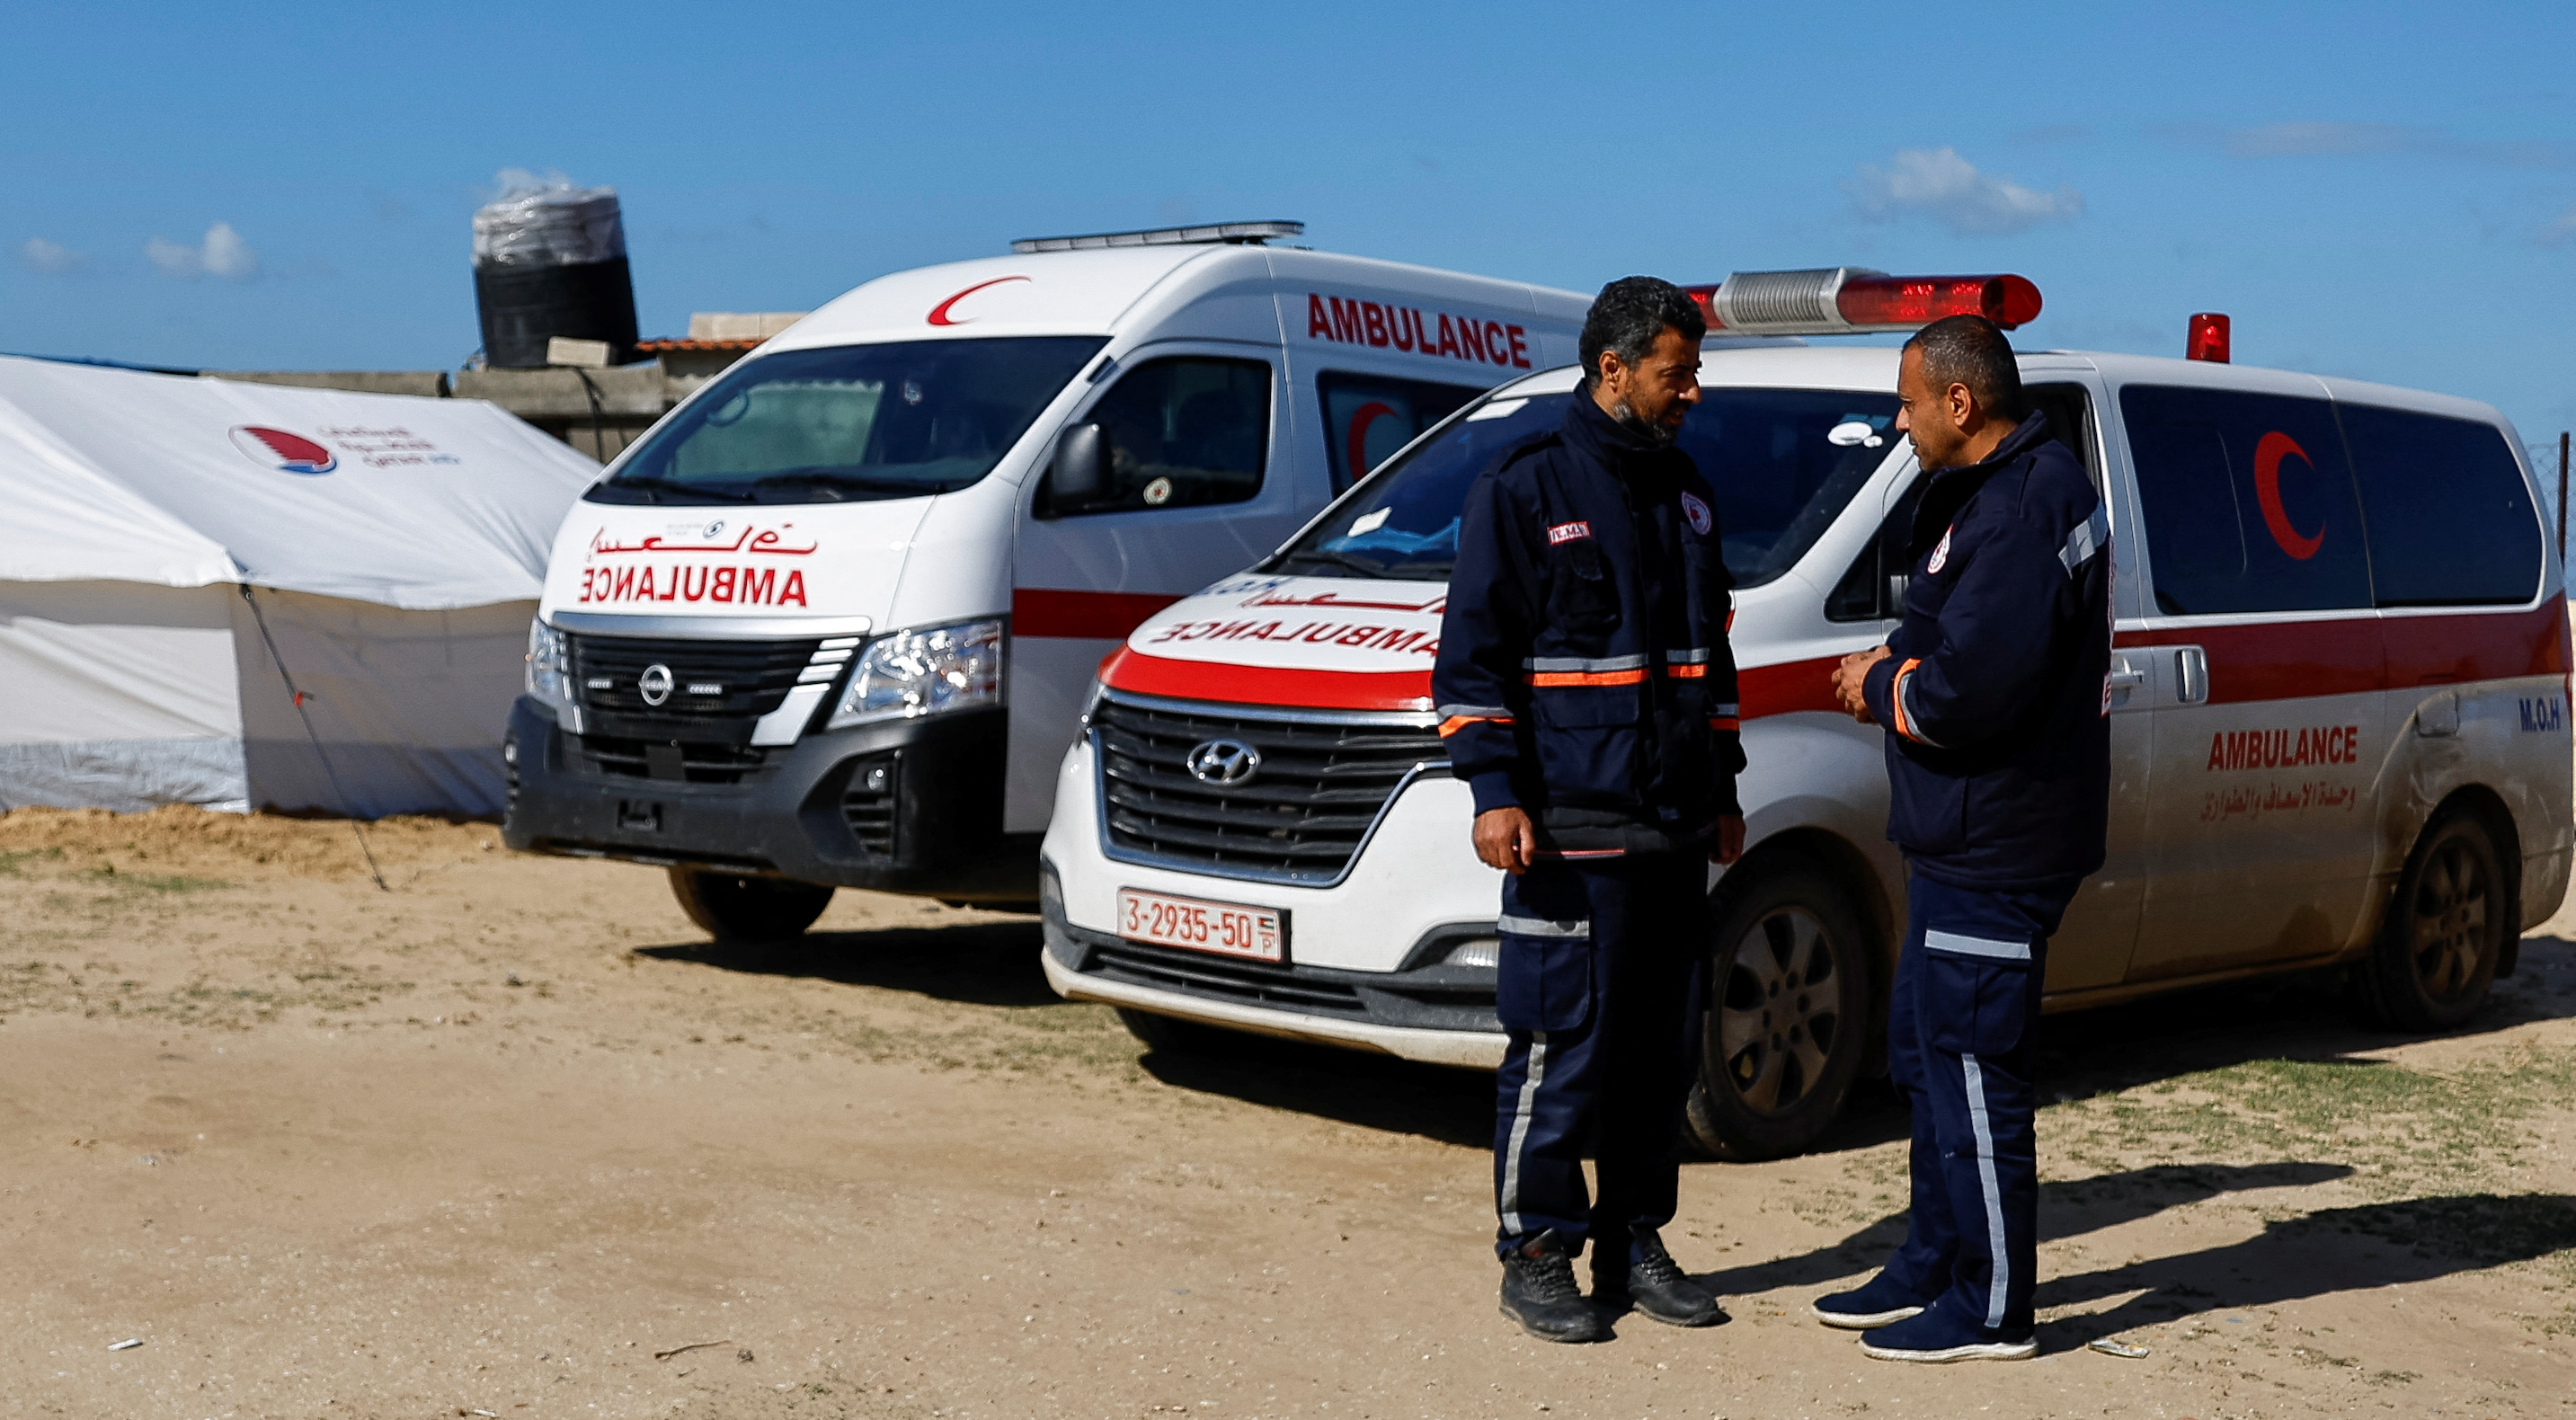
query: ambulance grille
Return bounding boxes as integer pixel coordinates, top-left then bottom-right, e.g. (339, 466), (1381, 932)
(566, 633), (821, 723)
(1091, 697), (1443, 884)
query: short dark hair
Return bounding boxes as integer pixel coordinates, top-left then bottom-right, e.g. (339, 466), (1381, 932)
(1904, 315), (2023, 420)
(1579, 276), (1707, 387)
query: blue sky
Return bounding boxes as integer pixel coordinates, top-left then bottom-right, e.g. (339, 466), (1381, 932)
(6, 1), (2575, 459)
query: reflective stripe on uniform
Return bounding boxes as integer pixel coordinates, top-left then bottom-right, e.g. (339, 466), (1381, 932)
(1497, 914), (1591, 938)
(2060, 505), (2110, 575)
(1664, 647), (1710, 678)
(1498, 1030), (1550, 1236)
(1529, 669), (1647, 687)
(1891, 658), (1943, 747)
(1924, 928), (2032, 961)
(1523, 654), (1647, 673)
(1962, 1052), (2012, 1330)
(1435, 702), (1515, 738)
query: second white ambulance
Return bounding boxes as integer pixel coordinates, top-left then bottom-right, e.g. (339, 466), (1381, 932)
(1039, 269), (2572, 1158)
(502, 223), (1587, 933)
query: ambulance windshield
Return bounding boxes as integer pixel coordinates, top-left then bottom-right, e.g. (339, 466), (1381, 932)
(1272, 386), (1904, 585)
(589, 336), (1106, 505)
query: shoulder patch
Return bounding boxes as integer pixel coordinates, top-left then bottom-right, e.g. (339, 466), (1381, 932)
(1926, 525), (1954, 574)
(1679, 492), (1712, 536)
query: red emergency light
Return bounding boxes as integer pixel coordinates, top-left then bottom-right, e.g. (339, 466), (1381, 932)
(2186, 312), (2231, 363)
(1682, 268), (2041, 337)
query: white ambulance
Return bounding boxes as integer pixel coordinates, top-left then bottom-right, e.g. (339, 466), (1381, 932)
(502, 222), (1589, 934)
(1038, 269), (2572, 1158)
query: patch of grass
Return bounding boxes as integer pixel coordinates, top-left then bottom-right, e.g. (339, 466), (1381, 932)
(94, 868), (231, 894)
(0, 848), (65, 874)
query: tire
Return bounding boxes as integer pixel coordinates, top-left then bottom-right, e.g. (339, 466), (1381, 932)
(667, 866), (835, 943)
(2354, 810), (2509, 1032)
(1114, 1007), (1246, 1057)
(1683, 856), (1874, 1161)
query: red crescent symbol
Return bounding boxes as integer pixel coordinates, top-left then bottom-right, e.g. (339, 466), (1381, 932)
(926, 275), (1029, 326)
(2252, 430), (2323, 561)
(1346, 401), (1397, 483)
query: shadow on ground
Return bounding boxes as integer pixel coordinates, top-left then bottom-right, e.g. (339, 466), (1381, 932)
(634, 919), (1059, 1008)
(1702, 1160), (2359, 1297)
(2037, 1191), (2576, 1350)
(634, 919), (2576, 1161)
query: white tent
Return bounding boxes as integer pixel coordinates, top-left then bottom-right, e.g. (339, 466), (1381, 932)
(0, 355), (598, 817)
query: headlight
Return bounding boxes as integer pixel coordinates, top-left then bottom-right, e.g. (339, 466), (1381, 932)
(827, 618), (1005, 729)
(524, 617), (573, 714)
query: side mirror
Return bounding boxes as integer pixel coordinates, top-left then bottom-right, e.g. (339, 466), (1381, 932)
(1050, 422), (1108, 511)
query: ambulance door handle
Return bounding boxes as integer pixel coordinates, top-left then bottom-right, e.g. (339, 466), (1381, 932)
(2174, 646), (2208, 706)
(2106, 652), (2147, 711)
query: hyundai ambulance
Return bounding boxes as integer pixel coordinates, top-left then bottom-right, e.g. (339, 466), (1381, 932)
(501, 222), (1588, 936)
(1038, 269), (2572, 1158)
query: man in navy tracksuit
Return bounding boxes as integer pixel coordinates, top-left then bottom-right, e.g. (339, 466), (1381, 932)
(1820, 315), (2110, 1362)
(1435, 277), (1745, 1344)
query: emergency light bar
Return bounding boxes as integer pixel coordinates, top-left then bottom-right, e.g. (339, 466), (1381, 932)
(1683, 268), (2042, 336)
(1010, 220), (1304, 253)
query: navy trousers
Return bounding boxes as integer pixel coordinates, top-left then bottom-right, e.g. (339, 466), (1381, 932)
(1491, 852), (1707, 1261)
(1880, 870), (2080, 1335)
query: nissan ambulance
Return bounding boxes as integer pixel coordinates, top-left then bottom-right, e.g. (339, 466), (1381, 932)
(501, 222), (1589, 936)
(1037, 268), (2572, 1159)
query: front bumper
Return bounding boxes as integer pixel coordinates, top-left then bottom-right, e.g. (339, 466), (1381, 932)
(1035, 731), (1507, 1068)
(500, 697), (1036, 902)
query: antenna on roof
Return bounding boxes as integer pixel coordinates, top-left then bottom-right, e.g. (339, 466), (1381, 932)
(1010, 220), (1303, 254)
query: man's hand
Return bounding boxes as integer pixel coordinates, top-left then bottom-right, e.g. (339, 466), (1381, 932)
(1473, 806), (1538, 874)
(1834, 645), (1892, 723)
(1710, 814), (1745, 866)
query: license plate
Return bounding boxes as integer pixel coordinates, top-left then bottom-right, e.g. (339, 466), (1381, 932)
(1116, 888), (1285, 963)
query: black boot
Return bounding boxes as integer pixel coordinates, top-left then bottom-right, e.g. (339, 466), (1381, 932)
(1500, 1229), (1605, 1343)
(1594, 1226), (1726, 1327)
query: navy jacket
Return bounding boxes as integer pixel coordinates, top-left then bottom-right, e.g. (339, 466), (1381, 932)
(1860, 412), (2111, 889)
(1433, 393), (1745, 856)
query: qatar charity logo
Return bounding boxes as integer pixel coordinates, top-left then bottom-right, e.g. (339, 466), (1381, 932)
(227, 425), (338, 475)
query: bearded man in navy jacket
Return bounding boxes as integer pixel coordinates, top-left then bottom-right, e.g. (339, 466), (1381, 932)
(1821, 315), (2111, 1362)
(1435, 277), (1745, 1344)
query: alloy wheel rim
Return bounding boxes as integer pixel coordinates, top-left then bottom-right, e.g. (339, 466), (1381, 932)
(1716, 906), (1841, 1115)
(2411, 837), (2490, 1006)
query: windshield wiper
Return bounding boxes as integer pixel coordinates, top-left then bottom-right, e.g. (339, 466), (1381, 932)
(748, 468), (942, 498)
(1275, 548), (1393, 579)
(599, 474), (756, 504)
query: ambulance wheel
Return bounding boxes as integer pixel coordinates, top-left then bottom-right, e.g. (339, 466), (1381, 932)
(1115, 1007), (1244, 1057)
(2356, 810), (2508, 1032)
(667, 866), (834, 943)
(1684, 856), (1872, 1161)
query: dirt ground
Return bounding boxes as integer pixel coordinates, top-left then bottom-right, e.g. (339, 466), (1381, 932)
(3, 807), (2573, 1419)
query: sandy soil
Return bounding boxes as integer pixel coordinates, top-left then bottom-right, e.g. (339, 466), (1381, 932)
(3, 805), (2572, 1419)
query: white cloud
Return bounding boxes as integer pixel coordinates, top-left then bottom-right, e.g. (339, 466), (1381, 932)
(2185, 120), (2576, 169)
(15, 236), (87, 274)
(144, 222), (260, 281)
(2542, 203), (2576, 248)
(2228, 121), (2413, 157)
(1849, 147), (2084, 236)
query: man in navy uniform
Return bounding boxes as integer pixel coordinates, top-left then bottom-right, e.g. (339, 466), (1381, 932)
(1820, 315), (2111, 1362)
(1435, 277), (1745, 1343)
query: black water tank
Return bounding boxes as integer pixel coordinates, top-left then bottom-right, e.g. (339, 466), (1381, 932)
(471, 183), (639, 368)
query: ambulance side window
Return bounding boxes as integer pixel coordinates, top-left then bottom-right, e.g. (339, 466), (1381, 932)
(1825, 480), (1923, 622)
(2338, 404), (2543, 607)
(1040, 357), (1272, 518)
(1825, 384), (2095, 622)
(2121, 386), (2371, 617)
(1318, 372), (1485, 493)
